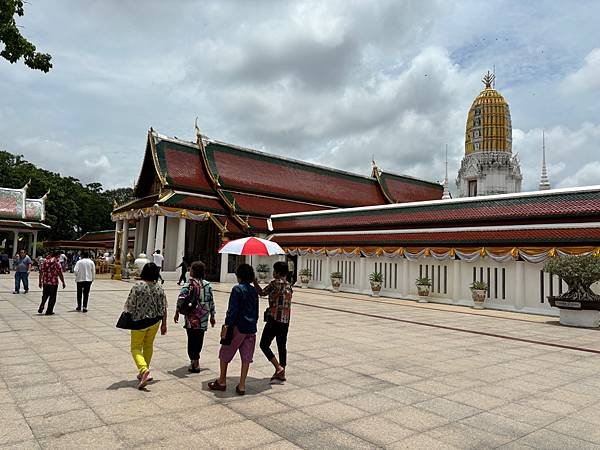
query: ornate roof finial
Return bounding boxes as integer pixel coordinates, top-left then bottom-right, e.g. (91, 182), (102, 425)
(371, 156), (380, 178)
(482, 70), (495, 89)
(442, 145), (451, 199)
(539, 130), (551, 190)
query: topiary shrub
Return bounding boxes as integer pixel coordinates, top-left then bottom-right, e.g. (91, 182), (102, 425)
(544, 255), (600, 301)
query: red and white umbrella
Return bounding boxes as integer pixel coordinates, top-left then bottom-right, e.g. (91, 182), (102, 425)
(218, 237), (285, 256)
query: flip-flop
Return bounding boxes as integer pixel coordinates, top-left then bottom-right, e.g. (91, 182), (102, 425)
(208, 380), (226, 391)
(235, 385), (245, 395)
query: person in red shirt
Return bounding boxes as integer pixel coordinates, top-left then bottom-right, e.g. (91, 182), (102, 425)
(38, 251), (66, 315)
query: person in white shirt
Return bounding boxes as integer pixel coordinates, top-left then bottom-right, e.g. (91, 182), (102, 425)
(74, 252), (96, 312)
(153, 250), (165, 284)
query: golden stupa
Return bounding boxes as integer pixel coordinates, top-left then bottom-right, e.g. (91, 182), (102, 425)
(464, 71), (512, 154)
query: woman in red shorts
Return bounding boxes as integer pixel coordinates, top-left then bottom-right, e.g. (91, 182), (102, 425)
(209, 264), (258, 395)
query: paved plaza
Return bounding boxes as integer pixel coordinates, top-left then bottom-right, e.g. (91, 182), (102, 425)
(2, 275), (600, 449)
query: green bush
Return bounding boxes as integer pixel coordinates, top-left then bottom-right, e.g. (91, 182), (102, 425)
(544, 255), (600, 301)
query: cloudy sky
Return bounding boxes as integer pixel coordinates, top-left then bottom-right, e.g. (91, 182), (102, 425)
(1, 0), (599, 193)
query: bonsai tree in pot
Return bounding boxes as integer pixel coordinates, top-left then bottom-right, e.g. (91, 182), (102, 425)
(330, 271), (343, 292)
(544, 255), (600, 327)
(298, 268), (312, 288)
(415, 277), (432, 302)
(470, 280), (488, 309)
(369, 271), (383, 297)
(256, 263), (270, 282)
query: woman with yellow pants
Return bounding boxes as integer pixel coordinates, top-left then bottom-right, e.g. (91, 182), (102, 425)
(124, 263), (168, 389)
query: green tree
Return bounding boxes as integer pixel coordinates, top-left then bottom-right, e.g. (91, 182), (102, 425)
(104, 187), (135, 207)
(0, 0), (52, 72)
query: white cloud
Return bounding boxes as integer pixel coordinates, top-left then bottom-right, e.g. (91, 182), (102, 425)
(560, 48), (600, 95)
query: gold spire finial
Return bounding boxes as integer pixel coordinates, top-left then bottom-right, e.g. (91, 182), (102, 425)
(482, 71), (495, 89)
(371, 156), (380, 178)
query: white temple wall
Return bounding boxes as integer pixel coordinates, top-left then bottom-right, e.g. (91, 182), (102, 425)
(163, 217), (179, 271)
(291, 254), (597, 317)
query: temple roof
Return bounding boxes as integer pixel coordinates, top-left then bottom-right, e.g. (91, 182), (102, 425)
(119, 129), (443, 235)
(269, 186), (600, 248)
(0, 184), (48, 230)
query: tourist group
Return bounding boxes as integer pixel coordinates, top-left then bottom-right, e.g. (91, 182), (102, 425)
(120, 261), (292, 394)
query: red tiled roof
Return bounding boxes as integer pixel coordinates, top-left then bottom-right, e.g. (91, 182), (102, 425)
(272, 226), (600, 247)
(272, 189), (600, 232)
(162, 193), (225, 214)
(156, 140), (214, 194)
(223, 191), (332, 216)
(379, 172), (443, 203)
(205, 142), (390, 207)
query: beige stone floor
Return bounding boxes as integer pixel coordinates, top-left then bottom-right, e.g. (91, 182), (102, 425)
(2, 273), (600, 449)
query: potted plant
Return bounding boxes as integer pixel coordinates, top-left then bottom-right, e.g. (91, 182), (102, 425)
(470, 280), (488, 309)
(299, 268), (312, 288)
(330, 271), (343, 292)
(544, 255), (600, 327)
(256, 263), (270, 282)
(369, 271), (383, 297)
(415, 277), (432, 302)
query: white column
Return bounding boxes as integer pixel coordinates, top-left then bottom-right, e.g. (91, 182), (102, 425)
(357, 257), (368, 293)
(154, 215), (165, 254)
(515, 260), (526, 309)
(176, 218), (186, 267)
(146, 215), (157, 256)
(219, 252), (229, 282)
(452, 258), (462, 303)
(133, 221), (141, 257)
(32, 231), (38, 258)
(121, 220), (129, 264)
(402, 258), (410, 296)
(12, 231), (19, 254)
(113, 220), (122, 256)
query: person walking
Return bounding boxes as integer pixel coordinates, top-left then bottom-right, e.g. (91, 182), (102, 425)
(174, 261), (215, 372)
(13, 249), (32, 294)
(124, 263), (168, 389)
(176, 258), (188, 286)
(152, 250), (165, 284)
(209, 264), (258, 395)
(254, 261), (293, 383)
(74, 251), (96, 312)
(38, 251), (66, 315)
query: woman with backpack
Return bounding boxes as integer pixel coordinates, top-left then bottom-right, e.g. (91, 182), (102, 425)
(174, 261), (215, 373)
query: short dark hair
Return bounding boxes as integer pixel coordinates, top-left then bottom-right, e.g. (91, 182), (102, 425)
(273, 261), (289, 277)
(140, 262), (160, 282)
(155, 250), (161, 254)
(190, 261), (205, 279)
(81, 251), (89, 258)
(236, 263), (255, 283)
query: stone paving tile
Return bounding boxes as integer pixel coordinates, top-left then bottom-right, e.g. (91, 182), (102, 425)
(414, 397), (482, 421)
(492, 402), (563, 427)
(292, 428), (379, 450)
(341, 415), (414, 446)
(548, 417), (600, 444)
(19, 394), (86, 418)
(427, 422), (513, 449)
(460, 411), (537, 439)
(0, 418), (36, 445)
(382, 405), (450, 431)
(38, 426), (125, 450)
(387, 433), (461, 449)
(514, 428), (600, 450)
(27, 407), (104, 439)
(199, 420), (281, 449)
(300, 400), (369, 424)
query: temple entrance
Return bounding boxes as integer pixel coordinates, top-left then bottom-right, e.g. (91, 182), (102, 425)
(185, 220), (222, 281)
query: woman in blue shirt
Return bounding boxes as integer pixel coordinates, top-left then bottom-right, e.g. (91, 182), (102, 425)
(209, 263), (258, 395)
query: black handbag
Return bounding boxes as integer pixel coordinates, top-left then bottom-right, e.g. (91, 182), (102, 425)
(116, 311), (135, 329)
(220, 324), (235, 345)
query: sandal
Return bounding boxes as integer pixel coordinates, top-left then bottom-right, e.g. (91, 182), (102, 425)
(235, 385), (245, 396)
(208, 380), (226, 391)
(188, 366), (201, 373)
(270, 367), (286, 383)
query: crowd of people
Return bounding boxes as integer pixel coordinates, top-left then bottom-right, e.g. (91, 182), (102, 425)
(6, 248), (96, 314)
(123, 260), (293, 392)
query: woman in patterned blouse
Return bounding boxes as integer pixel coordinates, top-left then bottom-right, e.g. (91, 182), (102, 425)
(124, 263), (168, 389)
(174, 261), (216, 373)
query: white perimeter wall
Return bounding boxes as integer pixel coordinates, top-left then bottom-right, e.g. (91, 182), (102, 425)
(283, 255), (600, 317)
